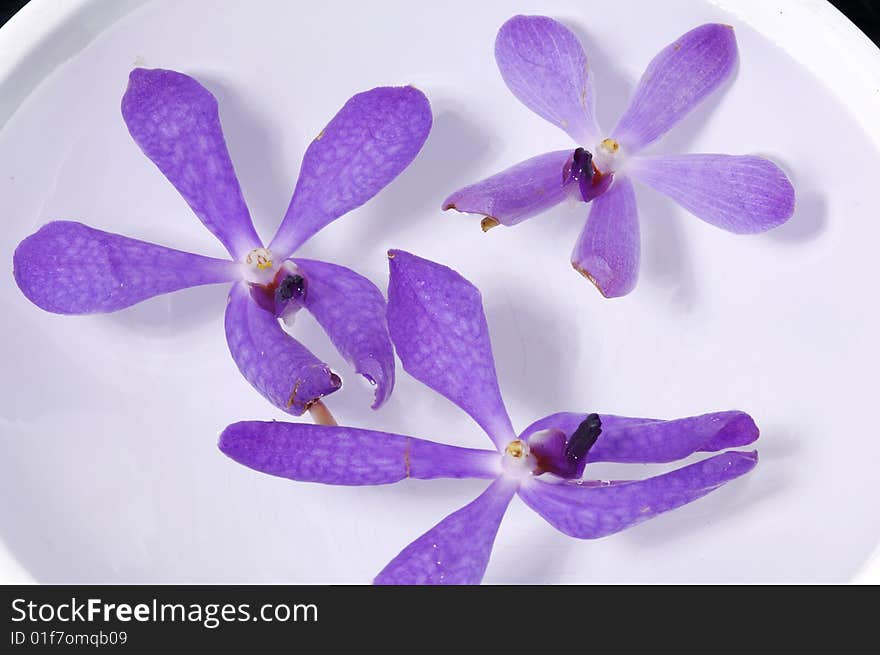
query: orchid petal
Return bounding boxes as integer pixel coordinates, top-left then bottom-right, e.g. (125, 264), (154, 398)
(224, 283), (340, 415)
(521, 410), (759, 463)
(269, 86), (432, 257)
(571, 176), (639, 298)
(495, 15), (600, 143)
(387, 250), (516, 449)
(294, 259), (394, 409)
(629, 154), (795, 234)
(374, 477), (516, 585)
(442, 151), (571, 227)
(121, 68), (261, 259)
(219, 421), (500, 485)
(612, 24), (738, 153)
(13, 221), (238, 314)
(519, 450), (757, 539)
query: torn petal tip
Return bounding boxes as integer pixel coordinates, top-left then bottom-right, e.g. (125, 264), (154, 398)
(481, 216), (501, 232)
(571, 262), (609, 298)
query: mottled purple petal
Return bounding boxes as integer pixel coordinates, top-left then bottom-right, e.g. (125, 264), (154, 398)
(374, 477), (516, 585)
(442, 151), (571, 227)
(571, 176), (639, 298)
(269, 86), (432, 257)
(387, 250), (515, 449)
(629, 154), (795, 234)
(519, 450), (757, 539)
(219, 421), (500, 485)
(495, 15), (600, 143)
(521, 410), (759, 463)
(225, 283), (340, 415)
(612, 24), (738, 153)
(121, 68), (261, 259)
(293, 259), (394, 409)
(13, 221), (238, 314)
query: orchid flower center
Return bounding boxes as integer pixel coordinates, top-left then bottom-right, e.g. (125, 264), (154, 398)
(245, 247), (274, 274)
(527, 413), (603, 479)
(562, 142), (617, 203)
(501, 439), (537, 479)
(242, 247), (280, 288)
(594, 137), (621, 172)
(247, 258), (308, 322)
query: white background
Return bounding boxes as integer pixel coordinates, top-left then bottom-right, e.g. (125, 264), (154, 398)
(1, 0), (879, 583)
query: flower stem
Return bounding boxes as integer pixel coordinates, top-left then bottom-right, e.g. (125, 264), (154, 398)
(308, 400), (338, 426)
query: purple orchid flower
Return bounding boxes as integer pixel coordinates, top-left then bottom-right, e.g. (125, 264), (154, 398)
(443, 16), (795, 298)
(13, 69), (432, 415)
(219, 250), (758, 584)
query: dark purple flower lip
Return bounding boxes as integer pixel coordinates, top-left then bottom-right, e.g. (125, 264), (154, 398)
(276, 273), (306, 302)
(564, 413), (602, 461)
(528, 413), (603, 479)
(562, 147), (614, 203)
(249, 262), (308, 317)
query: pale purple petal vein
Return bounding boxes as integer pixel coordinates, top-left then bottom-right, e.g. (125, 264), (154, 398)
(387, 250), (516, 449)
(443, 150), (571, 226)
(13, 221), (238, 314)
(224, 282), (341, 416)
(374, 477), (517, 585)
(121, 68), (261, 259)
(270, 86), (432, 257)
(519, 450), (757, 539)
(629, 154), (795, 233)
(612, 23), (738, 153)
(571, 176), (640, 298)
(219, 421), (500, 485)
(294, 258), (395, 409)
(495, 15), (601, 143)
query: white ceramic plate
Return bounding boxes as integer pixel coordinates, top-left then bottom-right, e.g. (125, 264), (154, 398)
(2, 0), (879, 584)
